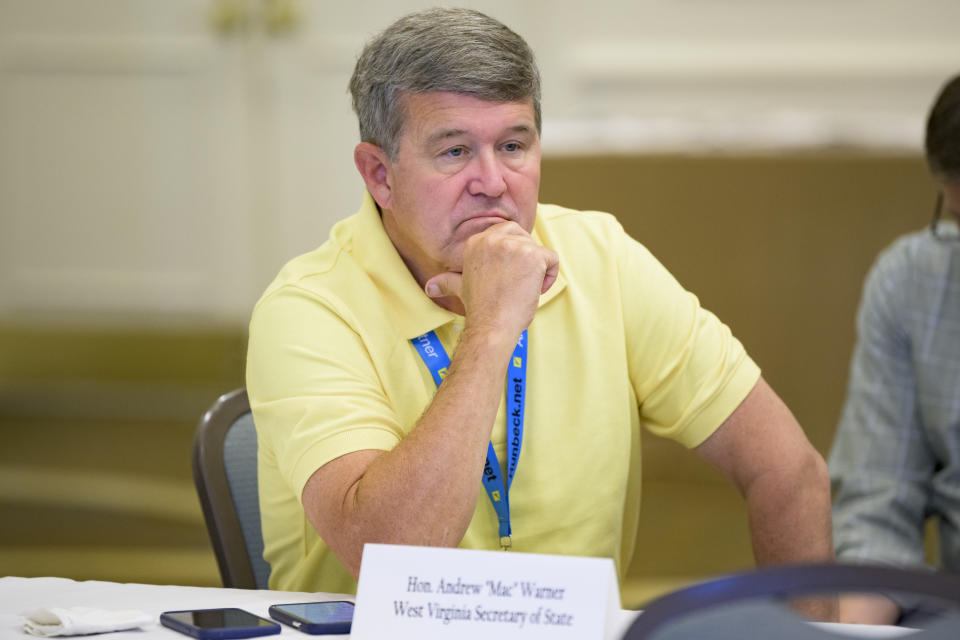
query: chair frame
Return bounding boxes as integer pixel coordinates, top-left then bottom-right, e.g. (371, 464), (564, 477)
(192, 388), (260, 589)
(623, 563), (960, 639)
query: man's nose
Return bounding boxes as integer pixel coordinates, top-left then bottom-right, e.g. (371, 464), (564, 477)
(467, 148), (507, 198)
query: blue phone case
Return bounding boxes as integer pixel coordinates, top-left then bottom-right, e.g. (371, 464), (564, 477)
(160, 608), (281, 639)
(268, 601), (354, 635)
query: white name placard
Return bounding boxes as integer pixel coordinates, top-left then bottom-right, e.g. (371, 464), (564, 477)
(351, 544), (621, 639)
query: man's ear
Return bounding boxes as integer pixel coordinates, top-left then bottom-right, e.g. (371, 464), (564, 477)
(354, 142), (393, 210)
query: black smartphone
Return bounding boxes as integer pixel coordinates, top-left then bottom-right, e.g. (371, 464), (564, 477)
(160, 608), (281, 639)
(268, 601), (355, 635)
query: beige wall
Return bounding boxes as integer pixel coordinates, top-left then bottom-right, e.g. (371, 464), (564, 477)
(539, 151), (933, 605)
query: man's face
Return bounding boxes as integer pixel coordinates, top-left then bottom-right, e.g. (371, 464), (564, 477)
(377, 92), (541, 285)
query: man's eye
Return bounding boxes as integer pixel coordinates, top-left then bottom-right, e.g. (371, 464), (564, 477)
(444, 147), (465, 158)
(502, 142), (521, 152)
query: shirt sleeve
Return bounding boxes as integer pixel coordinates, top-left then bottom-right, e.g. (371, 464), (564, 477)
(617, 227), (761, 448)
(828, 245), (936, 568)
(246, 284), (404, 502)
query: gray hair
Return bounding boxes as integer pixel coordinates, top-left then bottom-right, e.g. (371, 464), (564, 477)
(349, 8), (541, 159)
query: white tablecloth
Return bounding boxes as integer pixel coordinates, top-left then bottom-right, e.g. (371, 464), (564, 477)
(0, 576), (913, 639)
(0, 577), (355, 638)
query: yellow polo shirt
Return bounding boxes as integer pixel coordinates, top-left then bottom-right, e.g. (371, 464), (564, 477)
(246, 192), (760, 596)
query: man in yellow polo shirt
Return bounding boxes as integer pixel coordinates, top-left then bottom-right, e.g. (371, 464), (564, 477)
(246, 8), (833, 606)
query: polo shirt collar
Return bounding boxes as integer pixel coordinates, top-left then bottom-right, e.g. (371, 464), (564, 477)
(350, 191), (566, 340)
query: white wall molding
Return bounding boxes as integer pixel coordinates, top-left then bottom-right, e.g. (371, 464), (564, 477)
(0, 35), (220, 74)
(540, 37), (958, 154)
(565, 40), (959, 83)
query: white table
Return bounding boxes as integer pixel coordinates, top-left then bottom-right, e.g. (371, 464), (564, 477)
(0, 576), (913, 639)
(0, 577), (355, 639)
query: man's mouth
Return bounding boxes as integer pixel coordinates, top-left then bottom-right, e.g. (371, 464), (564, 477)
(455, 215), (509, 235)
(459, 211), (510, 226)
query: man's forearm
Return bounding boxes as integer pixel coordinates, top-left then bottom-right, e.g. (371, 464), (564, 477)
(304, 325), (519, 576)
(744, 447), (834, 566)
(695, 379), (837, 620)
(745, 447), (837, 621)
(304, 221), (559, 577)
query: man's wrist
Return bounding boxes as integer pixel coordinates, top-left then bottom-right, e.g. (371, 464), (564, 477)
(459, 324), (523, 360)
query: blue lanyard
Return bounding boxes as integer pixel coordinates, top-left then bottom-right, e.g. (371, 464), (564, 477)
(411, 328), (527, 550)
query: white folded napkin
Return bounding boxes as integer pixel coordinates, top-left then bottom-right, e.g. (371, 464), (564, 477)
(22, 606), (154, 637)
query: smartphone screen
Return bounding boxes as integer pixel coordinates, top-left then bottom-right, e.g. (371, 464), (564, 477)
(160, 608), (280, 639)
(269, 601), (354, 634)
